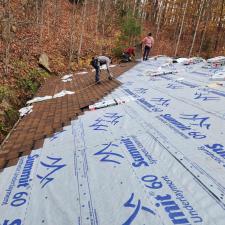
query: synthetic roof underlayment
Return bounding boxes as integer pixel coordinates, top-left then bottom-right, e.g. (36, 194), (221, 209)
(1, 56), (225, 224)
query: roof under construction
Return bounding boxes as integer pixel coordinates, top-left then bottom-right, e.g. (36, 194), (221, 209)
(0, 56), (225, 224)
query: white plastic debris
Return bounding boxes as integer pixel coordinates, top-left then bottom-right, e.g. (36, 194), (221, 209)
(143, 69), (158, 76)
(27, 90), (75, 105)
(100, 64), (117, 70)
(211, 70), (225, 81)
(27, 96), (53, 104)
(62, 79), (72, 83)
(207, 56), (225, 64)
(206, 56), (225, 68)
(152, 55), (168, 60)
(176, 77), (185, 81)
(53, 90), (75, 98)
(161, 63), (173, 68)
(61, 74), (73, 80)
(76, 71), (88, 75)
(61, 74), (73, 82)
(182, 57), (206, 65)
(19, 105), (33, 117)
(176, 58), (188, 63)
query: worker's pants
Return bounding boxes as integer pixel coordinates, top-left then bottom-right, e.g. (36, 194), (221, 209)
(93, 65), (100, 82)
(122, 53), (131, 62)
(93, 63), (112, 82)
(143, 46), (151, 61)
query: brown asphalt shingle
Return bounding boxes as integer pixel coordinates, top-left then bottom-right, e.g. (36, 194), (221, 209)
(0, 62), (136, 169)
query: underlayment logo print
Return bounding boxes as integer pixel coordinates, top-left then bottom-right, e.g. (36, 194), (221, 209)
(123, 88), (170, 113)
(137, 97), (171, 113)
(167, 83), (184, 90)
(134, 88), (148, 95)
(207, 89), (225, 98)
(131, 135), (157, 165)
(150, 97), (171, 107)
(155, 194), (191, 225)
(123, 88), (139, 98)
(158, 113), (210, 139)
(2, 219), (22, 225)
(205, 144), (225, 157)
(201, 144), (225, 163)
(94, 142), (124, 165)
(162, 176), (203, 223)
(89, 112), (123, 131)
(194, 91), (220, 101)
(121, 137), (149, 167)
(1, 154), (39, 224)
(122, 193), (156, 225)
(49, 130), (66, 141)
(17, 154), (39, 188)
(175, 80), (199, 89)
(37, 156), (66, 188)
(1, 158), (24, 206)
(161, 114), (191, 131)
(137, 98), (163, 113)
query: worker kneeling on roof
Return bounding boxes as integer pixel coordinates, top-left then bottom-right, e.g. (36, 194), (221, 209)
(90, 56), (113, 84)
(121, 46), (136, 62)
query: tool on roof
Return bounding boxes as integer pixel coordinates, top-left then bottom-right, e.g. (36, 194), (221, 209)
(89, 96), (135, 110)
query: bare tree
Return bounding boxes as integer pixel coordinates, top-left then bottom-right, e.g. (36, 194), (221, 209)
(175, 0), (189, 56)
(69, 0), (78, 68)
(77, 0), (87, 62)
(214, 0), (225, 50)
(1, 0), (13, 76)
(189, 0), (205, 57)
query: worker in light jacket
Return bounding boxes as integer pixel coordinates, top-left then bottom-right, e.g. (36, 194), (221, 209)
(141, 33), (154, 61)
(90, 56), (113, 84)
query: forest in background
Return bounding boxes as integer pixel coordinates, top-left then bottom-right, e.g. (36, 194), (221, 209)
(0, 0), (224, 142)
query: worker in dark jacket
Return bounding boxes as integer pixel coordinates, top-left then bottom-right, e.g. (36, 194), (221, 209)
(122, 46), (136, 62)
(90, 56), (113, 84)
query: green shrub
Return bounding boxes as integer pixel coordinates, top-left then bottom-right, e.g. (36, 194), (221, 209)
(113, 11), (142, 59)
(202, 37), (212, 52)
(112, 46), (124, 58)
(121, 14), (141, 45)
(4, 108), (19, 126)
(0, 122), (8, 136)
(17, 68), (50, 95)
(17, 78), (39, 94)
(0, 86), (15, 104)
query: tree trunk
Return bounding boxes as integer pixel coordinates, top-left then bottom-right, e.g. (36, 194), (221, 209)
(77, 0), (87, 62)
(214, 0), (225, 50)
(69, 0), (78, 68)
(189, 0), (205, 57)
(175, 0), (188, 56)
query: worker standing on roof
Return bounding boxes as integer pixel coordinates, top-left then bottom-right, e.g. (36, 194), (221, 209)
(121, 46), (136, 62)
(141, 33), (154, 61)
(90, 56), (113, 84)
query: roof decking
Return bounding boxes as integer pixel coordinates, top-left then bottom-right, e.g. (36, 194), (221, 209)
(0, 63), (136, 169)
